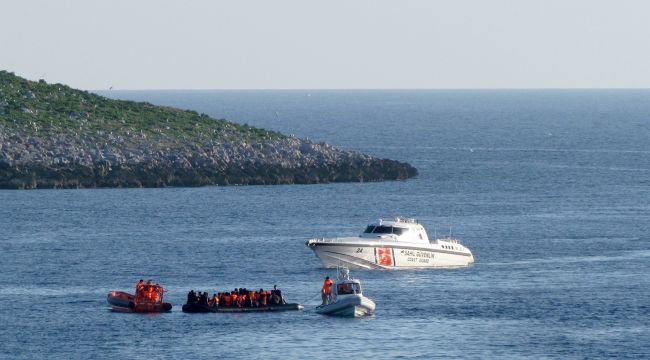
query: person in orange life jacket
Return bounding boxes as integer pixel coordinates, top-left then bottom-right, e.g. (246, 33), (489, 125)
(135, 279), (144, 294)
(259, 289), (268, 306)
(142, 280), (153, 302)
(241, 289), (247, 305)
(231, 290), (239, 307)
(322, 276), (334, 305)
(150, 287), (159, 303)
(153, 284), (165, 303)
(141, 286), (149, 303)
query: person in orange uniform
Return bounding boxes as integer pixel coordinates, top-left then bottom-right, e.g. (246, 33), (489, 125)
(135, 279), (144, 293)
(145, 285), (155, 303)
(322, 276), (334, 305)
(150, 288), (159, 303)
(240, 292), (248, 307)
(151, 283), (164, 303)
(231, 290), (239, 308)
(259, 289), (268, 307)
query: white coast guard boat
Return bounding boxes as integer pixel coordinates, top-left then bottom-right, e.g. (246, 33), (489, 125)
(315, 268), (375, 317)
(306, 217), (474, 269)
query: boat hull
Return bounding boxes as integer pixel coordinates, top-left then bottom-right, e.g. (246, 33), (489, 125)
(316, 295), (375, 317)
(107, 291), (135, 308)
(182, 303), (304, 313)
(308, 241), (474, 269)
(182, 303), (215, 313)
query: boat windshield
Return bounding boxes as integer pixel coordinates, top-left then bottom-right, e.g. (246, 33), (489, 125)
(337, 282), (361, 295)
(363, 225), (407, 235)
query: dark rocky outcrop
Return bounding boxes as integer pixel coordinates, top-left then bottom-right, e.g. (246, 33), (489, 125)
(0, 71), (417, 189)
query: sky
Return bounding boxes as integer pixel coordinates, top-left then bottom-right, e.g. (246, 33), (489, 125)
(1, 0), (650, 90)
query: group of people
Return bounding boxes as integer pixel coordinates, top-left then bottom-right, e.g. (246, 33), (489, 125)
(135, 279), (166, 304)
(186, 285), (285, 308)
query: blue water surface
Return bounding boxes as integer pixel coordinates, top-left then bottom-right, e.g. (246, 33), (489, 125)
(1, 90), (649, 359)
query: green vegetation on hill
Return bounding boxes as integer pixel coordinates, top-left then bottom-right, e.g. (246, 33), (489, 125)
(0, 70), (418, 189)
(0, 70), (283, 144)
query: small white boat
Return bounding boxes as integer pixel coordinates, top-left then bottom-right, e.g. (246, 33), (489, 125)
(315, 268), (375, 317)
(307, 217), (474, 269)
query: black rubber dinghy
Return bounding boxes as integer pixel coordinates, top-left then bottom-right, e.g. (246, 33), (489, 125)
(182, 303), (303, 313)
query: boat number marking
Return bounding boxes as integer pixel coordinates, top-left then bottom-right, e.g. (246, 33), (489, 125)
(401, 249), (434, 263)
(355, 248), (363, 253)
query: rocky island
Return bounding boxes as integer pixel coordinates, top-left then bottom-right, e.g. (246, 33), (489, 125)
(0, 71), (417, 189)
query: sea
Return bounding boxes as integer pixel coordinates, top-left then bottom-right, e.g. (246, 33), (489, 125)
(1, 90), (649, 359)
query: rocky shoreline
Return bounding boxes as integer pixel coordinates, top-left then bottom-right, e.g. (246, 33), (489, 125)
(0, 125), (416, 189)
(0, 70), (417, 189)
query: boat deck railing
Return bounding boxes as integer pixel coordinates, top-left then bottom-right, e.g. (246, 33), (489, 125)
(436, 237), (460, 244)
(393, 217), (418, 224)
(308, 236), (402, 243)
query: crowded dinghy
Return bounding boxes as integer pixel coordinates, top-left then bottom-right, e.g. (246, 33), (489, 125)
(182, 285), (303, 313)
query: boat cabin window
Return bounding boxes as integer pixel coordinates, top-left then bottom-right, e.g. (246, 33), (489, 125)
(337, 282), (361, 295)
(392, 227), (406, 235)
(368, 226), (407, 235)
(363, 226), (376, 234)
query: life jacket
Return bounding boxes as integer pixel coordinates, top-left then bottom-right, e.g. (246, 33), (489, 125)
(323, 279), (333, 294)
(152, 286), (162, 301)
(260, 291), (268, 306)
(223, 295), (232, 306)
(145, 286), (154, 301)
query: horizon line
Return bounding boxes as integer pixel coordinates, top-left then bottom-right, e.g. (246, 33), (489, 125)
(91, 87), (650, 92)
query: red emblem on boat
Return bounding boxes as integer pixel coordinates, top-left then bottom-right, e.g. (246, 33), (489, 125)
(377, 247), (393, 266)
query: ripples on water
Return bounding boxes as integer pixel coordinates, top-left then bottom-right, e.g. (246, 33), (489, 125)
(1, 90), (649, 359)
